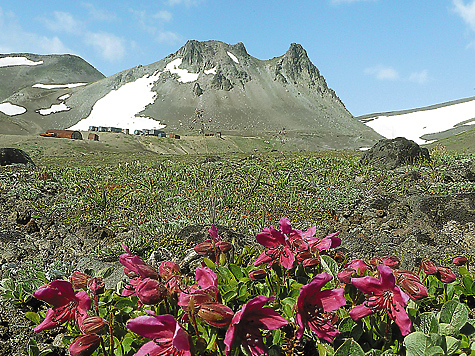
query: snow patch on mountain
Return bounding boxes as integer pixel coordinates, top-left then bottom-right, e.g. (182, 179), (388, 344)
(363, 98), (475, 145)
(165, 58), (199, 83)
(227, 51), (239, 64)
(37, 103), (70, 116)
(0, 102), (27, 116)
(204, 67), (217, 75)
(0, 57), (43, 67)
(33, 83), (87, 89)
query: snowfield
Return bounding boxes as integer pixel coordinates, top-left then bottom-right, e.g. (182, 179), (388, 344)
(0, 102), (27, 115)
(0, 57), (43, 67)
(362, 98), (475, 145)
(68, 57), (206, 132)
(33, 83), (87, 89)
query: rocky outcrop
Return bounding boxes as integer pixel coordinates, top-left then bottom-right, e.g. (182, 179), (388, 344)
(360, 137), (430, 170)
(0, 148), (35, 167)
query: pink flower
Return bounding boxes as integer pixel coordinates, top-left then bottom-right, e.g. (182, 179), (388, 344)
(159, 261), (182, 293)
(296, 272), (346, 342)
(32, 280), (91, 332)
(178, 266), (220, 311)
(253, 224), (295, 269)
(136, 278), (168, 305)
(224, 296), (288, 356)
(393, 270), (428, 301)
(350, 264), (411, 336)
(127, 311), (191, 356)
(337, 259), (370, 283)
(119, 244), (159, 280)
(308, 232), (341, 253)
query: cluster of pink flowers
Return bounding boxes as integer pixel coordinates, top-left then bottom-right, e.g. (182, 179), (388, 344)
(253, 217), (340, 270)
(31, 217), (463, 356)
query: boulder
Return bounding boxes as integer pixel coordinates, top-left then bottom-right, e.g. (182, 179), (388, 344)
(360, 137), (430, 170)
(0, 148), (35, 167)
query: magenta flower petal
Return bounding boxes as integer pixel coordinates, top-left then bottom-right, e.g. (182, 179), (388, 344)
(224, 295), (288, 356)
(279, 217), (292, 235)
(196, 266), (218, 289)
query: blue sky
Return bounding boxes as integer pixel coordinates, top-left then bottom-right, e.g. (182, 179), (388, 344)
(1, 0), (475, 116)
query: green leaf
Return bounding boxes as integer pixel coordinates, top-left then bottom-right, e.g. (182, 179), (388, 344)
(121, 336), (134, 354)
(228, 264), (244, 280)
(24, 312), (41, 325)
(460, 319), (475, 337)
(97, 266), (115, 279)
(415, 312), (439, 334)
(203, 258), (216, 270)
(334, 338), (365, 356)
(27, 338), (40, 356)
(405, 331), (437, 356)
(445, 335), (461, 355)
(439, 300), (469, 333)
(321, 255), (339, 286)
(281, 297), (295, 319)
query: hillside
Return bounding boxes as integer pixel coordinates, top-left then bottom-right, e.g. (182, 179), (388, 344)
(0, 41), (382, 150)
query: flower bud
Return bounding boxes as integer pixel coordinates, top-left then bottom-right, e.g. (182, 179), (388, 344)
(421, 260), (438, 275)
(249, 269), (267, 281)
(68, 334), (101, 356)
(69, 272), (90, 289)
(217, 241), (233, 253)
(369, 256), (383, 267)
(302, 257), (320, 268)
(80, 316), (106, 334)
(194, 241), (214, 255)
(381, 255), (400, 269)
(124, 267), (139, 278)
(296, 251), (312, 263)
(394, 270), (428, 300)
(197, 303), (234, 328)
(87, 277), (105, 295)
(136, 278), (167, 305)
(436, 266), (456, 283)
(452, 256), (468, 266)
(333, 251), (345, 263)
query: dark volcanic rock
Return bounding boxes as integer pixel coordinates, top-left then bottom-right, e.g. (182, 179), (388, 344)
(360, 137), (430, 170)
(444, 160), (475, 182)
(0, 148), (35, 167)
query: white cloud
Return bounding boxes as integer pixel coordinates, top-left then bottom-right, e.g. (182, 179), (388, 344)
(0, 7), (72, 54)
(409, 70), (429, 84)
(153, 10), (173, 22)
(81, 3), (118, 22)
(84, 32), (125, 62)
(331, 0), (376, 4)
(40, 11), (82, 34)
(156, 30), (183, 44)
(453, 0), (475, 30)
(364, 65), (400, 80)
(166, 0), (202, 6)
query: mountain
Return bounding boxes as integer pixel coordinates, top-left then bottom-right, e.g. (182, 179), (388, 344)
(358, 96), (475, 145)
(0, 41), (382, 150)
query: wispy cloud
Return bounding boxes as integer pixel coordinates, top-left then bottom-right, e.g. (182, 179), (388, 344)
(453, 0), (475, 30)
(409, 70), (429, 84)
(84, 32), (126, 62)
(130, 8), (182, 45)
(0, 7), (72, 54)
(364, 65), (400, 80)
(39, 11), (82, 34)
(81, 3), (118, 22)
(166, 0), (202, 6)
(365, 64), (430, 84)
(330, 0), (376, 4)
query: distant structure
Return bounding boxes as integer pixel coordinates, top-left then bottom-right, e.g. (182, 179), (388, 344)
(40, 129), (82, 140)
(88, 133), (99, 141)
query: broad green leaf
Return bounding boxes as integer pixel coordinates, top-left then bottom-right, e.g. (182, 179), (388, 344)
(334, 338), (365, 356)
(24, 312), (41, 325)
(228, 264), (244, 280)
(460, 319), (475, 337)
(203, 258), (216, 270)
(97, 266), (115, 279)
(121, 336), (134, 354)
(425, 346), (445, 356)
(321, 255), (339, 286)
(405, 331), (436, 356)
(439, 300), (469, 332)
(445, 335), (461, 355)
(415, 312), (439, 334)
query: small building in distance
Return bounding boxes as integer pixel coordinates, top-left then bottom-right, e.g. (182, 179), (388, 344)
(40, 129), (83, 140)
(88, 133), (99, 141)
(168, 133), (180, 139)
